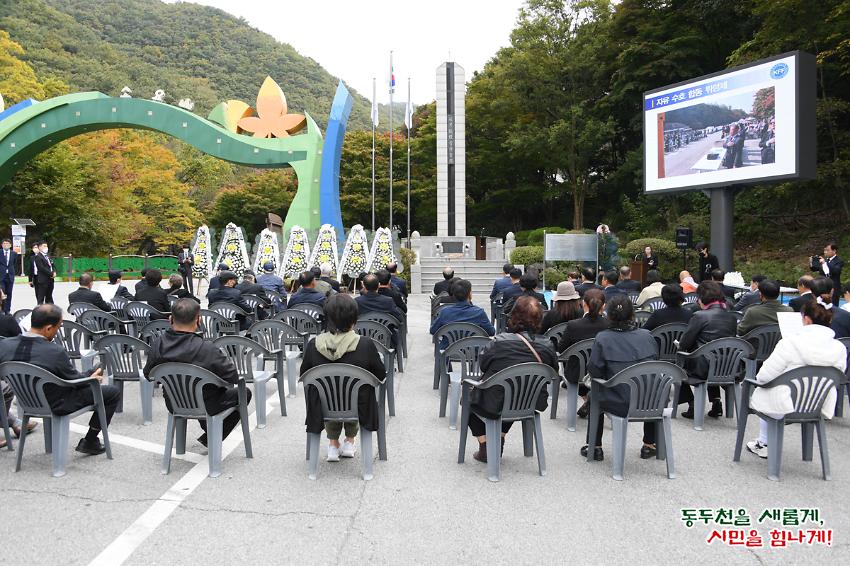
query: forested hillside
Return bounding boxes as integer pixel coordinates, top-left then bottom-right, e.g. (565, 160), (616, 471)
(0, 0), (388, 129)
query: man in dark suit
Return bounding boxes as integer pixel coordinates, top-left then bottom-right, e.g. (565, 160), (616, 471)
(812, 242), (843, 306)
(134, 268), (149, 294)
(575, 267), (601, 297)
(433, 267), (455, 296)
(287, 271), (328, 309)
(33, 241), (56, 305)
(68, 273), (112, 312)
(503, 273), (547, 314)
(0, 304), (120, 455)
(206, 263), (229, 298)
(134, 269), (170, 317)
(616, 266), (642, 293)
(177, 243), (194, 295)
(376, 269), (407, 314)
(733, 275), (767, 311)
(355, 274), (402, 320)
(498, 268), (523, 303)
(25, 242), (39, 290)
(789, 275), (815, 312)
(0, 239), (18, 314)
(144, 298), (250, 446)
(601, 270), (626, 300)
(386, 262), (407, 299)
(490, 263), (514, 302)
(209, 271), (255, 329)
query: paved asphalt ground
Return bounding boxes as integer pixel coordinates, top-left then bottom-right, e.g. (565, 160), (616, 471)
(2, 282), (849, 564)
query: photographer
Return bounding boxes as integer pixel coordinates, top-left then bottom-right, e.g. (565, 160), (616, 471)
(810, 243), (843, 306)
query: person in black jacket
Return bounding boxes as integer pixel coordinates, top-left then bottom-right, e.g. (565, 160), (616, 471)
(67, 273), (112, 312)
(206, 263), (229, 297)
(0, 304), (119, 455)
(33, 241), (56, 305)
(208, 271), (254, 330)
(558, 288), (609, 419)
(811, 242), (843, 306)
(643, 284), (694, 331)
(134, 269), (170, 318)
(107, 270), (134, 301)
(583, 294), (659, 461)
(355, 274), (402, 320)
(677, 281), (737, 419)
(166, 274), (199, 303)
(433, 267), (456, 296)
(503, 273), (547, 315)
(134, 269), (149, 294)
(288, 271), (328, 309)
(386, 262), (407, 299)
(696, 242), (719, 282)
(177, 243), (194, 295)
(788, 275), (815, 312)
(300, 293), (385, 462)
(467, 296), (558, 463)
(616, 266), (642, 293)
(144, 298), (251, 447)
(812, 277), (850, 339)
(376, 269), (406, 314)
(574, 267), (601, 298)
(236, 273), (270, 305)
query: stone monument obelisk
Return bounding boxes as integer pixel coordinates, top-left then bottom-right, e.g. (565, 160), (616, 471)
(436, 62), (465, 237)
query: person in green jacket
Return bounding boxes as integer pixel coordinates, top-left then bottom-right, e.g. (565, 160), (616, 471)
(737, 279), (792, 336)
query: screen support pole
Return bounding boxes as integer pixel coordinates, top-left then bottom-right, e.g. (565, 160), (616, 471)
(708, 186), (744, 271)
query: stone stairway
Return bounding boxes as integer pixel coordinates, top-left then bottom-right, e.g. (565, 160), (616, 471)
(418, 257), (506, 297)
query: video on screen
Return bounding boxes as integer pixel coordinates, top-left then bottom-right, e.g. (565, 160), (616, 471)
(659, 87), (775, 178)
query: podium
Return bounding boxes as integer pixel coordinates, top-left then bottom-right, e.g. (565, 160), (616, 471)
(631, 260), (647, 287)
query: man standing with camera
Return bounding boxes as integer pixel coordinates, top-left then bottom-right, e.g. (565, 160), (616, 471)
(811, 243), (843, 306)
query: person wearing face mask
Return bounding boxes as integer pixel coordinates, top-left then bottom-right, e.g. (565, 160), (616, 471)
(695, 242), (719, 283)
(177, 242), (195, 296)
(33, 241), (56, 305)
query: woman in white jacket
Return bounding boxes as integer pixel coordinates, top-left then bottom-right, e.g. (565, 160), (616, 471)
(747, 301), (847, 458)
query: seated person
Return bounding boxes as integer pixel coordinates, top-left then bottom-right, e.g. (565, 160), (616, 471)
(678, 270), (698, 294)
(134, 268), (149, 294)
(0, 304), (118, 455)
(540, 281), (582, 333)
(497, 268), (523, 305)
(320, 262), (342, 294)
(288, 270), (328, 309)
(208, 271), (255, 330)
(584, 294), (659, 461)
(134, 269), (170, 317)
(490, 263), (515, 302)
(575, 267), (601, 297)
(643, 284), (694, 331)
(788, 275), (815, 312)
(257, 261), (287, 311)
(433, 267), (456, 296)
(430, 279), (495, 339)
(615, 266), (642, 293)
(144, 299), (251, 447)
(812, 277), (850, 338)
(311, 266), (334, 297)
(68, 273), (112, 312)
(376, 269), (407, 314)
(503, 273), (547, 314)
(677, 281), (738, 419)
(166, 273), (200, 303)
(745, 301), (847, 459)
(467, 296), (558, 463)
(355, 273), (402, 321)
(733, 275), (767, 311)
(737, 279), (792, 336)
(107, 269), (134, 301)
(386, 262), (407, 299)
(636, 270), (663, 306)
(236, 273), (271, 305)
(558, 288), (609, 419)
(710, 269), (737, 300)
(601, 270), (626, 300)
(300, 294), (385, 461)
(206, 263), (230, 297)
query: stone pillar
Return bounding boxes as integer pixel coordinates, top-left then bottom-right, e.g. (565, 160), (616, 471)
(410, 230), (422, 294)
(436, 62), (466, 237)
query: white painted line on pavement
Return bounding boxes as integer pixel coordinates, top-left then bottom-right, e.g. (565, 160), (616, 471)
(87, 389), (279, 566)
(68, 423), (205, 464)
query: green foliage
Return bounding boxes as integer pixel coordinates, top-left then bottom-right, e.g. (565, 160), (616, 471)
(397, 247), (417, 287)
(510, 246), (545, 266)
(623, 238), (680, 279)
(543, 267), (568, 290)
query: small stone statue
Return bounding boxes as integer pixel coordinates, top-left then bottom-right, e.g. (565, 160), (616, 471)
(151, 89), (166, 102)
(120, 86), (132, 98)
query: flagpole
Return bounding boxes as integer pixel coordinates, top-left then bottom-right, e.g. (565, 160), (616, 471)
(406, 77), (411, 249)
(389, 50), (394, 232)
(371, 77), (376, 233)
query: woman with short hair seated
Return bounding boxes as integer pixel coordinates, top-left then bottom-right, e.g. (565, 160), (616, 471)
(468, 296), (559, 463)
(583, 294), (659, 461)
(300, 293), (386, 462)
(166, 273), (199, 302)
(745, 301), (847, 458)
(643, 283), (694, 331)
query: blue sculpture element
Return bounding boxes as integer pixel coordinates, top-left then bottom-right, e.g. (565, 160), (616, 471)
(319, 81), (353, 242)
(0, 99), (37, 122)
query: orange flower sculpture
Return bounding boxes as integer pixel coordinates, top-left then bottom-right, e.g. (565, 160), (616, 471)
(237, 76), (307, 138)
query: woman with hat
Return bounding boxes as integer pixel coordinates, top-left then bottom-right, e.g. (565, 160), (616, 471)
(541, 281), (583, 333)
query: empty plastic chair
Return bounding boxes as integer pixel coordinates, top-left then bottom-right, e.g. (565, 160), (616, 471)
(214, 335), (286, 427)
(199, 309), (238, 339)
(432, 322), (491, 390)
(440, 336), (491, 429)
(12, 309), (31, 324)
(95, 334), (153, 425)
(637, 297), (665, 312)
(148, 362), (252, 478)
(110, 296), (129, 318)
(458, 362), (557, 482)
(741, 324), (781, 366)
(0, 361), (113, 477)
(651, 323), (689, 363)
(835, 338), (850, 417)
(587, 361), (686, 480)
(555, 338), (594, 429)
(627, 292), (641, 306)
(359, 311), (404, 372)
(138, 319), (172, 345)
(733, 365), (843, 481)
(78, 309), (130, 338)
(543, 322), (568, 352)
(633, 310), (651, 328)
(56, 320), (98, 371)
(68, 302), (99, 320)
(299, 363), (386, 480)
(675, 337), (754, 430)
(125, 301), (167, 334)
(274, 309), (320, 339)
(248, 319), (306, 399)
(354, 320), (396, 416)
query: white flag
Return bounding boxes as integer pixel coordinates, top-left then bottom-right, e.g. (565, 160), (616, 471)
(404, 99), (414, 130)
(371, 96), (379, 128)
